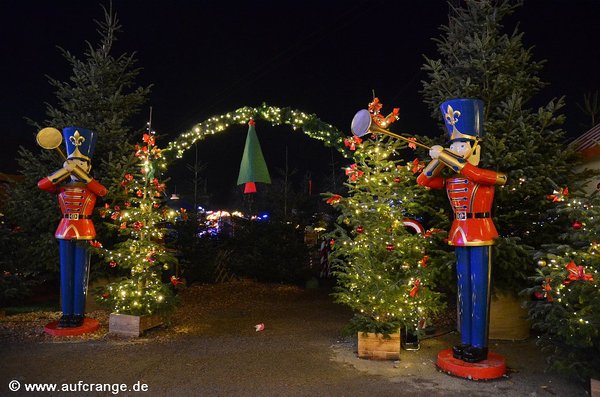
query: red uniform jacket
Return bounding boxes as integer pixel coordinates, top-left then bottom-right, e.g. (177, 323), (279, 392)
(38, 178), (107, 240)
(417, 163), (500, 246)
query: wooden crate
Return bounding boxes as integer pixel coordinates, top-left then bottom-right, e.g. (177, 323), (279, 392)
(357, 331), (401, 360)
(109, 313), (162, 337)
(489, 292), (530, 340)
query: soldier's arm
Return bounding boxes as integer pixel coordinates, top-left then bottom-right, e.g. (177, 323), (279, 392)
(37, 168), (70, 192)
(68, 164), (108, 197)
(436, 149), (507, 186)
(416, 160), (445, 189)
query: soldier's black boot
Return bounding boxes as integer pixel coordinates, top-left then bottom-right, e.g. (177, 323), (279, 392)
(452, 343), (471, 360)
(58, 314), (71, 328)
(69, 314), (85, 328)
(462, 346), (488, 363)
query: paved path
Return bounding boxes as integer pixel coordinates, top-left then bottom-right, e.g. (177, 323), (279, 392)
(0, 282), (589, 396)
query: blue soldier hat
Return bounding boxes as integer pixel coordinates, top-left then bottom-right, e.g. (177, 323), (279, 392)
(440, 98), (484, 142)
(63, 127), (97, 161)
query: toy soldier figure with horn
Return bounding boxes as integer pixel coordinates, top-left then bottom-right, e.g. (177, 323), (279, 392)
(417, 99), (507, 363)
(37, 127), (108, 329)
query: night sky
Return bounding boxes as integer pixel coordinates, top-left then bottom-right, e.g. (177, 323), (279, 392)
(1, 0), (599, 206)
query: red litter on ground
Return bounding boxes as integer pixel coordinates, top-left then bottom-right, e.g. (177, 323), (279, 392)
(254, 323), (265, 332)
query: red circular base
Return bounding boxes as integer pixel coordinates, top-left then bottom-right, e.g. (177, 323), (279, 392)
(44, 318), (100, 336)
(436, 348), (506, 380)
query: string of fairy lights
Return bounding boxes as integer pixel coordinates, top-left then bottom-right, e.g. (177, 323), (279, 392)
(159, 104), (350, 168)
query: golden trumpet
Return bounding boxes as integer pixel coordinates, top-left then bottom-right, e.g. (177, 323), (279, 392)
(351, 109), (431, 150)
(36, 127), (67, 161)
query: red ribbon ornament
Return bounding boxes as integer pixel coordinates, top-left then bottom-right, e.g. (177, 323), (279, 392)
(409, 279), (421, 298)
(326, 194), (342, 205)
(564, 260), (594, 284)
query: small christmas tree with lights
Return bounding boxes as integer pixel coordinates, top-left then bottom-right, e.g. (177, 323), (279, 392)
(526, 185), (600, 381)
(93, 123), (179, 316)
(325, 100), (445, 336)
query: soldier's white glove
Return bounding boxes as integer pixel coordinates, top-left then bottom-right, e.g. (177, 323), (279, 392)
(429, 145), (444, 160)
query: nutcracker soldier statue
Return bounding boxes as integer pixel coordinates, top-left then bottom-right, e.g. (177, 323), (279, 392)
(38, 127), (107, 330)
(417, 99), (507, 366)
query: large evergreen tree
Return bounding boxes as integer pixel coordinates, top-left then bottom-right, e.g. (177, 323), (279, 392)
(420, 0), (582, 292)
(4, 5), (150, 279)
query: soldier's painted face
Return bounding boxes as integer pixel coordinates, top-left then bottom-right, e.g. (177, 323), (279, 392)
(448, 141), (480, 166)
(449, 141), (471, 157)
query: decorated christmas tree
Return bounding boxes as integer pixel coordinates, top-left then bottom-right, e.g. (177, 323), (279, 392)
(325, 101), (445, 336)
(526, 185), (600, 381)
(93, 125), (179, 316)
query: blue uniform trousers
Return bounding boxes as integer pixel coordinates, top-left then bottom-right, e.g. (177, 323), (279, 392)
(455, 246), (492, 349)
(59, 240), (91, 316)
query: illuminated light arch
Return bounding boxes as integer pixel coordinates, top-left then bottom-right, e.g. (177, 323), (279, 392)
(159, 104), (350, 168)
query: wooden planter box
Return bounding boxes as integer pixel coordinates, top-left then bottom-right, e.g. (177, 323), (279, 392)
(591, 379), (600, 397)
(357, 331), (401, 360)
(489, 292), (530, 340)
(109, 313), (162, 337)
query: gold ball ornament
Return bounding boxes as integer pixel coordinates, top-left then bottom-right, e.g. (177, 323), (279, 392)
(537, 259), (547, 267)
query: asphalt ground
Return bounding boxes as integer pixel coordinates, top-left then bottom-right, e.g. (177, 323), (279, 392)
(0, 281), (589, 396)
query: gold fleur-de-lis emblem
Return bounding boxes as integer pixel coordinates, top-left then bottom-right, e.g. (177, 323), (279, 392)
(444, 105), (461, 126)
(69, 130), (86, 147)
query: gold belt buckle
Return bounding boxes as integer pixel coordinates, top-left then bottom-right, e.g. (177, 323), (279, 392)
(456, 212), (467, 220)
(67, 213), (79, 220)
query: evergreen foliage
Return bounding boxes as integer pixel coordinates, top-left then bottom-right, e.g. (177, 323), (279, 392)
(526, 187), (600, 381)
(325, 132), (446, 335)
(420, 0), (582, 293)
(4, 5), (150, 279)
(93, 131), (177, 316)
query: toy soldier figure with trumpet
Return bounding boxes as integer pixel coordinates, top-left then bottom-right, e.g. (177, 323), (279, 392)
(37, 127), (108, 329)
(352, 98), (508, 378)
(416, 98), (507, 364)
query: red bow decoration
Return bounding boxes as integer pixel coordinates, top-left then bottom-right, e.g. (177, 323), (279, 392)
(546, 187), (569, 202)
(543, 278), (553, 302)
(326, 194), (342, 205)
(564, 260), (594, 284)
(407, 138), (417, 150)
(345, 164), (364, 181)
(409, 279), (421, 298)
(344, 136), (363, 151)
(142, 133), (155, 146)
(89, 240), (103, 248)
(418, 255), (429, 268)
(368, 97), (383, 113)
(368, 97), (400, 128)
(411, 158), (424, 174)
